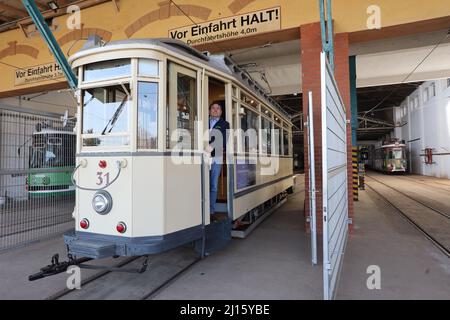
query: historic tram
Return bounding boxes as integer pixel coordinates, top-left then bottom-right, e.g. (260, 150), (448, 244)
(373, 141), (407, 173)
(28, 38), (294, 269)
(28, 128), (76, 197)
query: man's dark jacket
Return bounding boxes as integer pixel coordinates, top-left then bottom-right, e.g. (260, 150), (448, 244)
(209, 118), (230, 158)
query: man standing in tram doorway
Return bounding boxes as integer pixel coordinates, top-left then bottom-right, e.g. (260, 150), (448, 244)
(206, 102), (230, 218)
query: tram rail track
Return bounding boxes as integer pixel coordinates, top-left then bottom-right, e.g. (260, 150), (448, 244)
(46, 256), (142, 300)
(365, 177), (450, 259)
(366, 174), (450, 220)
(46, 188), (301, 300)
(140, 257), (201, 300)
(399, 175), (450, 193)
(46, 250), (202, 300)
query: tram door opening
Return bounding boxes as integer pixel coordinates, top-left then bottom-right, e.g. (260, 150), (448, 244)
(208, 77), (228, 213)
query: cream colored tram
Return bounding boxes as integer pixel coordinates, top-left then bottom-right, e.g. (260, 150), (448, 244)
(64, 39), (294, 259)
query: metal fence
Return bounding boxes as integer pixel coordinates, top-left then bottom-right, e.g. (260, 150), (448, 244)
(0, 106), (76, 251)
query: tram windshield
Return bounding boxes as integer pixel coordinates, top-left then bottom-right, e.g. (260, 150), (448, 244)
(388, 148), (404, 159)
(82, 83), (131, 147)
(30, 134), (75, 168)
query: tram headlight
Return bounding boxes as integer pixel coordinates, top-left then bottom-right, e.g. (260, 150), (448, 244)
(92, 191), (113, 215)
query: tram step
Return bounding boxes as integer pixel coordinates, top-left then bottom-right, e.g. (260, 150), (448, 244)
(195, 218), (231, 256)
(69, 239), (116, 259)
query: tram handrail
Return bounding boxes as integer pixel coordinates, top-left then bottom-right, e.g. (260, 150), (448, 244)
(71, 160), (123, 191)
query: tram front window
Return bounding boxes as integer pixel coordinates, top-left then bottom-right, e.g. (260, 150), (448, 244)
(389, 149), (403, 159)
(30, 136), (74, 168)
(82, 84), (131, 147)
(30, 148), (59, 168)
(84, 59), (131, 83)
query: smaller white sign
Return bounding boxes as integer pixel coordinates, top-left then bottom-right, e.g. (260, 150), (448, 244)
(15, 62), (64, 86)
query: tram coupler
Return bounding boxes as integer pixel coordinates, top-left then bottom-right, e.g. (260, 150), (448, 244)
(28, 254), (92, 281)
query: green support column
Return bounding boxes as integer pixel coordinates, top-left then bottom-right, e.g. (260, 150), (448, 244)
(349, 56), (358, 147)
(22, 0), (78, 90)
(349, 56), (359, 201)
(349, 56), (358, 145)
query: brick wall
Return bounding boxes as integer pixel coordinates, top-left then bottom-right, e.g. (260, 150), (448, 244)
(301, 22), (354, 233)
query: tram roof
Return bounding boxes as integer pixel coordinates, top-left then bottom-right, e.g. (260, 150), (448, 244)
(380, 143), (406, 148)
(34, 129), (76, 135)
(70, 38), (291, 121)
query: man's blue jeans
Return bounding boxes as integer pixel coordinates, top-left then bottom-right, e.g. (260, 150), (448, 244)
(209, 162), (223, 214)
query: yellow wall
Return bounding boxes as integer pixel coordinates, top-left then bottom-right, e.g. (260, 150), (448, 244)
(0, 0), (449, 95)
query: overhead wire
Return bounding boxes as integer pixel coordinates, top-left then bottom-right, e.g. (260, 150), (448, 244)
(1, 0), (339, 120)
(169, 0), (296, 119)
(361, 29), (450, 119)
(169, 0), (228, 54)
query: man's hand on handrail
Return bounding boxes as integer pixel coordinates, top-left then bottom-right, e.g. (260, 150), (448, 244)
(204, 144), (214, 154)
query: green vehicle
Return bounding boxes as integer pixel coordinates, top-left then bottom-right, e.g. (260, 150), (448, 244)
(27, 129), (76, 198)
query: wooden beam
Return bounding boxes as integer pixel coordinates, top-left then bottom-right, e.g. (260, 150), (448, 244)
(17, 22), (28, 38)
(0, 10), (13, 22)
(0, 0), (111, 32)
(0, 3), (28, 18)
(0, 15), (12, 22)
(33, 1), (49, 11)
(0, 81), (69, 99)
(111, 0), (119, 12)
(349, 16), (450, 44)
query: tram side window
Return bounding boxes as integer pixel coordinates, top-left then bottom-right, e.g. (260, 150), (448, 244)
(167, 62), (197, 150)
(137, 82), (158, 149)
(261, 117), (272, 155)
(274, 116), (282, 156)
(239, 107), (259, 153)
(283, 130), (289, 155)
(262, 106), (273, 119)
(240, 92), (258, 109)
(273, 125), (282, 155)
(232, 101), (238, 152)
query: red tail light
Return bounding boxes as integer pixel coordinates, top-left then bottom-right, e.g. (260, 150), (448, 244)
(99, 160), (107, 169)
(116, 222), (127, 234)
(80, 219), (89, 229)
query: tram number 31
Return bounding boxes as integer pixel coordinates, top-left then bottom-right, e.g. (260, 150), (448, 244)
(96, 172), (110, 186)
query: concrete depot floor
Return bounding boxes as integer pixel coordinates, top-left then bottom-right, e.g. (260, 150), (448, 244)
(154, 174), (450, 300)
(0, 173), (449, 300)
(337, 185), (450, 299)
(0, 235), (130, 300)
(154, 181), (325, 300)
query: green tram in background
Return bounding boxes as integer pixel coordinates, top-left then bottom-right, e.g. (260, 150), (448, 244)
(27, 128), (76, 198)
